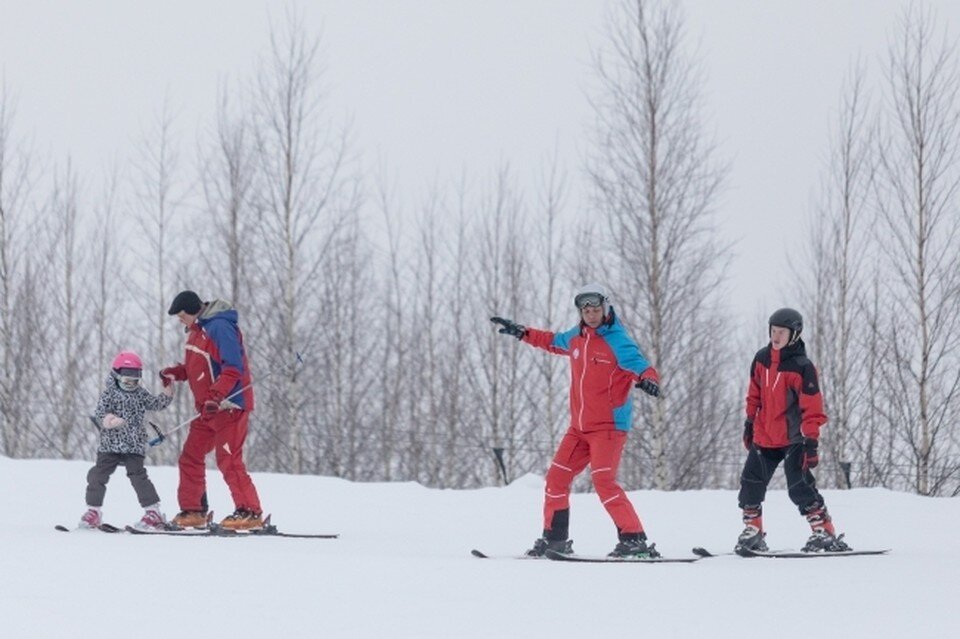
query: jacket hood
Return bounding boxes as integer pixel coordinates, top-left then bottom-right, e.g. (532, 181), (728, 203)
(198, 299), (238, 326)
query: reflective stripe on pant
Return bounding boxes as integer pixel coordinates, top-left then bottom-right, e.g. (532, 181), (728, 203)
(543, 428), (642, 535)
(177, 410), (261, 513)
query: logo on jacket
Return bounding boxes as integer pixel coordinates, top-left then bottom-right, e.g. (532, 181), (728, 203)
(572, 348), (580, 360)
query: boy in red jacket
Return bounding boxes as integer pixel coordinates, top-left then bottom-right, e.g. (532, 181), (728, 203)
(737, 307), (850, 554)
(491, 284), (661, 558)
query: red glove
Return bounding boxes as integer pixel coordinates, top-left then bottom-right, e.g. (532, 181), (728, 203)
(801, 438), (819, 470)
(202, 400), (220, 417)
(201, 390), (224, 419)
(159, 365), (187, 387)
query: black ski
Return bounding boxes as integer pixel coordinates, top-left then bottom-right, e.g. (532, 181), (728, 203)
(470, 549), (539, 560)
(692, 547), (734, 558)
(545, 549), (700, 563)
(737, 547), (890, 559)
(55, 523), (122, 533)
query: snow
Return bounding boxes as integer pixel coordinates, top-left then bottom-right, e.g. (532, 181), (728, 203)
(1, 455), (954, 638)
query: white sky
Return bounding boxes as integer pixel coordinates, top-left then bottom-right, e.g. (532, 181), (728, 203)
(2, 0), (959, 327)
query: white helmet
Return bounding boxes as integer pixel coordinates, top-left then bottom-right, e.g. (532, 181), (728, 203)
(573, 283), (611, 316)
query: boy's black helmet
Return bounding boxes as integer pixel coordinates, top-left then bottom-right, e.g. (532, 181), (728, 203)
(769, 307), (803, 343)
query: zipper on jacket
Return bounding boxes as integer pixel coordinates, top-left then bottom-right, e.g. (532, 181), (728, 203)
(578, 332), (590, 430)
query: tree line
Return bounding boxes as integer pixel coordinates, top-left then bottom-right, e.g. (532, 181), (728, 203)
(0, 1), (957, 496)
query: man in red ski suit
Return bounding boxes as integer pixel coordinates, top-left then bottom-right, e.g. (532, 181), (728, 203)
(161, 290), (263, 531)
(491, 283), (661, 558)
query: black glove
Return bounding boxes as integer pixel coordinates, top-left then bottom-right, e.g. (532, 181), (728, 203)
(742, 420), (754, 451)
(802, 438), (819, 470)
(636, 378), (660, 397)
(490, 316), (526, 340)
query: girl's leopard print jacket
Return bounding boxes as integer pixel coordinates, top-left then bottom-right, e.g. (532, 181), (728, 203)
(94, 375), (173, 456)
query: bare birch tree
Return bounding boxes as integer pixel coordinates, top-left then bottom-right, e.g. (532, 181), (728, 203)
(473, 166), (536, 485)
(0, 88), (38, 457)
(875, 5), (960, 495)
(131, 101), (189, 465)
(248, 10), (360, 473)
(531, 148), (571, 450)
(43, 161), (92, 458)
(199, 84), (257, 307)
(800, 64), (875, 488)
(588, 0), (732, 489)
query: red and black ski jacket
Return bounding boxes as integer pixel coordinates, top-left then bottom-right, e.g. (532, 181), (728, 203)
(745, 339), (826, 448)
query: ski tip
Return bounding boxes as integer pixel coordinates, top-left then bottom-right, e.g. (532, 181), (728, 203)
(691, 547), (714, 558)
(470, 549), (490, 559)
(55, 524), (71, 532)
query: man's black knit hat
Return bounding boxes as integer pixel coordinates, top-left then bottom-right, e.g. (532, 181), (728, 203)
(168, 290), (202, 316)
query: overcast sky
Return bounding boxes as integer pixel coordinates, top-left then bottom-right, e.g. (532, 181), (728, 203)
(2, 0), (959, 328)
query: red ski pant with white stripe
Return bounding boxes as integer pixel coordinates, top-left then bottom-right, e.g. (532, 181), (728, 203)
(177, 410), (261, 514)
(542, 428), (643, 535)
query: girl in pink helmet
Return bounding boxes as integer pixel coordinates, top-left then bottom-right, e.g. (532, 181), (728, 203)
(78, 350), (175, 531)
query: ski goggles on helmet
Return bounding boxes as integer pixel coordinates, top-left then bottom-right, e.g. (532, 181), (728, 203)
(114, 367), (142, 391)
(575, 292), (605, 310)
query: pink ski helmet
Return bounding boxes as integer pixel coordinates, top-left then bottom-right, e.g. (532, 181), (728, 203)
(112, 350), (143, 373)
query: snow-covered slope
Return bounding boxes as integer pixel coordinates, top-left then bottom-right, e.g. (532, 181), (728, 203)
(0, 456), (954, 638)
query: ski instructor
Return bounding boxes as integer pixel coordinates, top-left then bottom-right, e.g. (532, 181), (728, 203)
(161, 290), (264, 531)
(491, 283), (661, 558)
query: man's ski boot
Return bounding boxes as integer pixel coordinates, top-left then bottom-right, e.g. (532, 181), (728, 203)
(171, 510), (209, 529)
(219, 509), (264, 531)
(78, 507), (102, 529)
(609, 532), (661, 559)
(802, 530), (851, 553)
(526, 537), (573, 557)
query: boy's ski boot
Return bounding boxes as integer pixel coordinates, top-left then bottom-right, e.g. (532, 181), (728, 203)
(734, 524), (768, 555)
(801, 503), (849, 552)
(609, 532), (661, 558)
(802, 530), (851, 553)
(526, 537), (573, 557)
(735, 506), (767, 555)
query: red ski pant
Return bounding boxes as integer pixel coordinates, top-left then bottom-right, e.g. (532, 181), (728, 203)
(543, 428), (643, 535)
(177, 410), (261, 514)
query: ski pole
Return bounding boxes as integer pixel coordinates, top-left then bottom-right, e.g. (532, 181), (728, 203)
(148, 352), (304, 447)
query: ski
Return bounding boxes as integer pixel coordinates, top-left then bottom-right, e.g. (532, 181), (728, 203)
(125, 525), (215, 536)
(125, 515), (337, 539)
(692, 547), (737, 558)
(55, 523), (122, 533)
(736, 548), (890, 559)
(545, 549), (700, 563)
(470, 549), (539, 560)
